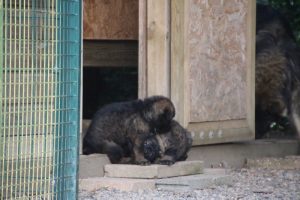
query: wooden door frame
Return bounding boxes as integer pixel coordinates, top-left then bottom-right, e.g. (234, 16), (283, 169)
(139, 0), (256, 145)
(138, 0), (171, 98)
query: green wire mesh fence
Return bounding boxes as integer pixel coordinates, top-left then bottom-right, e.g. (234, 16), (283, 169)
(0, 0), (81, 199)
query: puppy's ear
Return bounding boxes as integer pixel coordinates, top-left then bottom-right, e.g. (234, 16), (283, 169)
(141, 104), (155, 122)
(162, 106), (175, 122)
(142, 96), (176, 127)
(153, 98), (175, 121)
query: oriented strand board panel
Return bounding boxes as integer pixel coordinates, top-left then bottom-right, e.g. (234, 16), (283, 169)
(188, 0), (248, 122)
(83, 0), (138, 40)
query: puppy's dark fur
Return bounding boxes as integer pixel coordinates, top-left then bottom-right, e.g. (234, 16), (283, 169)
(142, 136), (161, 163)
(143, 120), (193, 165)
(82, 96), (175, 164)
(255, 4), (300, 139)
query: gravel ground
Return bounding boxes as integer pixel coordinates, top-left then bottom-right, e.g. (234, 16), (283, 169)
(79, 168), (300, 200)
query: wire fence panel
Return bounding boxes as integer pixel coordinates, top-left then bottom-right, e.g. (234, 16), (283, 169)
(0, 0), (81, 199)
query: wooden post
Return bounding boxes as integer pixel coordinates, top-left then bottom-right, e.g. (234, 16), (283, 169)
(138, 0), (171, 98)
(246, 1), (256, 135)
(147, 0), (170, 97)
(170, 0), (189, 126)
(138, 0), (148, 98)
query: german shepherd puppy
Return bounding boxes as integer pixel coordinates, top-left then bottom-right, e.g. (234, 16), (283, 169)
(82, 96), (175, 164)
(143, 120), (193, 165)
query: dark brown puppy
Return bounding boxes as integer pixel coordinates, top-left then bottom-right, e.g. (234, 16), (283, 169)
(143, 120), (193, 165)
(82, 96), (175, 164)
(255, 4), (300, 139)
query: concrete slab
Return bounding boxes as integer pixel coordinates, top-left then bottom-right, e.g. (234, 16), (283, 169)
(79, 154), (110, 178)
(245, 155), (300, 170)
(104, 161), (204, 179)
(78, 139), (299, 178)
(188, 139), (300, 168)
(155, 174), (234, 191)
(79, 168), (232, 192)
(79, 177), (155, 192)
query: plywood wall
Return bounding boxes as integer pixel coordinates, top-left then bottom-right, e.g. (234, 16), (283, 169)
(83, 0), (138, 40)
(188, 0), (248, 122)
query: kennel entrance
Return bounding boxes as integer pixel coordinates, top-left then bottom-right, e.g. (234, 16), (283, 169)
(139, 0), (256, 145)
(82, 0), (138, 123)
(81, 0), (256, 145)
(0, 1), (81, 199)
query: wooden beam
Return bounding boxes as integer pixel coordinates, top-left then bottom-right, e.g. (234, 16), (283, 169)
(146, 0), (171, 97)
(83, 40), (138, 67)
(170, 0), (189, 126)
(246, 1), (256, 135)
(138, 0), (148, 98)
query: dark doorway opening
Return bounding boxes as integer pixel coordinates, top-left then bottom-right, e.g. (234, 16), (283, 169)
(83, 67), (138, 119)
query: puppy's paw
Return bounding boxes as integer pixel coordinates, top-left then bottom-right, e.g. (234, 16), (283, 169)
(135, 160), (151, 166)
(159, 160), (175, 166)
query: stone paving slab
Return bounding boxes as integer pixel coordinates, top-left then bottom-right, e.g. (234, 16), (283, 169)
(79, 168), (231, 192)
(79, 154), (110, 178)
(79, 177), (156, 192)
(104, 161), (204, 179)
(155, 174), (234, 191)
(245, 155), (300, 170)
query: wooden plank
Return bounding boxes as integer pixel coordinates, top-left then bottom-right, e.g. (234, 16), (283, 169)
(4, 7), (56, 40)
(1, 157), (54, 199)
(188, 119), (251, 145)
(1, 158), (53, 178)
(138, 0), (148, 98)
(3, 103), (55, 136)
(246, 1), (256, 135)
(83, 40), (138, 67)
(3, 41), (55, 69)
(170, 0), (189, 126)
(2, 72), (55, 105)
(189, 119), (249, 131)
(2, 72), (56, 137)
(147, 0), (171, 97)
(0, 135), (54, 160)
(83, 0), (138, 40)
(3, 1), (55, 9)
(189, 125), (253, 146)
